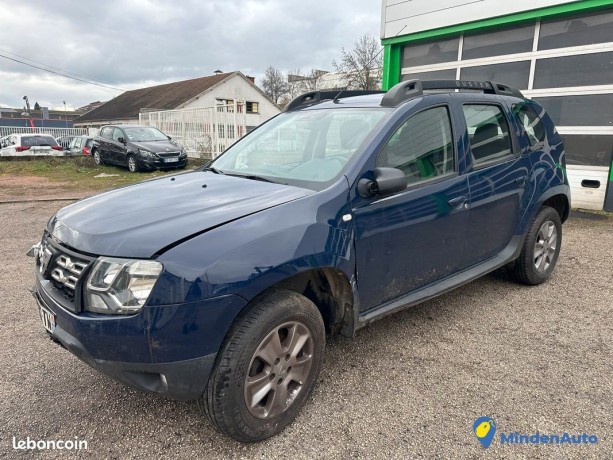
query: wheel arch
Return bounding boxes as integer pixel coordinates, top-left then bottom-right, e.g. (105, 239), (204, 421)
(542, 193), (570, 223)
(247, 268), (354, 337)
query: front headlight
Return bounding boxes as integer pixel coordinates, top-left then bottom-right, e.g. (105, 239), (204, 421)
(85, 257), (162, 314)
(138, 148), (157, 157)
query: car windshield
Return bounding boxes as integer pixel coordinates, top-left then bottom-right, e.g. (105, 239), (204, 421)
(211, 108), (390, 189)
(22, 136), (58, 147)
(123, 127), (169, 142)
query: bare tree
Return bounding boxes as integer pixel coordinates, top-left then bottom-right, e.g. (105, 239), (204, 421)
(261, 66), (289, 104)
(333, 34), (382, 90)
(287, 68), (324, 99)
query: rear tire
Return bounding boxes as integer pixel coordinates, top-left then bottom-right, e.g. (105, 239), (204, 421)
(127, 154), (140, 172)
(511, 206), (562, 285)
(199, 290), (325, 443)
(92, 149), (103, 165)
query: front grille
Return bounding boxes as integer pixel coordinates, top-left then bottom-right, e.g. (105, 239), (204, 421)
(37, 234), (94, 311)
(157, 151), (181, 158)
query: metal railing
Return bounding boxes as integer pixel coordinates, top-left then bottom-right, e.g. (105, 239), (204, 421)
(139, 102), (247, 159)
(0, 126), (88, 138)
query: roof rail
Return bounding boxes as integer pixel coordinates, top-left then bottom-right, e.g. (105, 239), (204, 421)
(380, 79), (524, 107)
(283, 90), (383, 112)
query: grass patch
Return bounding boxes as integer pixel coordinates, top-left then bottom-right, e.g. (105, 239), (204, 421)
(0, 156), (208, 193)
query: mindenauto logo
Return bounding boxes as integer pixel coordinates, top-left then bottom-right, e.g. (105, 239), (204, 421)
(472, 417), (599, 448)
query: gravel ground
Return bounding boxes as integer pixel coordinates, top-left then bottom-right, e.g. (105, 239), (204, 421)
(0, 201), (611, 459)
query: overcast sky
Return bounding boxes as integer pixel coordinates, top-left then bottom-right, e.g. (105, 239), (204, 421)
(0, 0), (381, 110)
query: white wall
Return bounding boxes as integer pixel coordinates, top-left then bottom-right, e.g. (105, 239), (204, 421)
(381, 0), (577, 38)
(181, 74), (280, 127)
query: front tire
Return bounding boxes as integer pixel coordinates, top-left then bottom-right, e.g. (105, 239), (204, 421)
(200, 290), (325, 443)
(511, 206), (562, 285)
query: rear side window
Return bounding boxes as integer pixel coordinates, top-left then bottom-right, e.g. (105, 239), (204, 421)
(463, 104), (512, 165)
(377, 106), (455, 184)
(513, 104), (546, 146)
(100, 127), (113, 139)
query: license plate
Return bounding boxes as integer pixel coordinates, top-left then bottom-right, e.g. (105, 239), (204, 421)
(39, 305), (56, 333)
(164, 157), (179, 163)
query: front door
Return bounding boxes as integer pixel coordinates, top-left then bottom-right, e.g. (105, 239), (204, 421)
(352, 105), (470, 312)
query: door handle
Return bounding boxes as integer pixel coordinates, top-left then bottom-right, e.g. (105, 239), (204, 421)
(515, 176), (528, 186)
(448, 196), (467, 209)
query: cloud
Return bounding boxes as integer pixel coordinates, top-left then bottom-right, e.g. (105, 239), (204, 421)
(0, 0), (380, 108)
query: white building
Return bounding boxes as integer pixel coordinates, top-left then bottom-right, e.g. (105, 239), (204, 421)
(380, 0), (613, 211)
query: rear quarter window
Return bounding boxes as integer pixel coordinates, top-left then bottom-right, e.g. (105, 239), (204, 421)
(513, 103), (546, 146)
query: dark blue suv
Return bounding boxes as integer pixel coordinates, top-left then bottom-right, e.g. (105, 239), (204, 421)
(29, 80), (570, 442)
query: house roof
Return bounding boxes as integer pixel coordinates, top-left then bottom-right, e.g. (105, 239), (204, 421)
(74, 72), (236, 123)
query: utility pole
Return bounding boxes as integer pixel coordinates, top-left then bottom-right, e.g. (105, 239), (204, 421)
(63, 101), (68, 128)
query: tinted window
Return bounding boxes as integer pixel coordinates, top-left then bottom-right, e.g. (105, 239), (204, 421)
(533, 94), (613, 126)
(460, 61), (530, 90)
(403, 38), (459, 67)
(401, 69), (457, 81)
(533, 52), (613, 88)
(562, 135), (613, 167)
(377, 106), (454, 184)
(463, 105), (513, 164)
(21, 136), (58, 147)
(463, 25), (534, 60)
(538, 9), (613, 50)
(513, 104), (546, 146)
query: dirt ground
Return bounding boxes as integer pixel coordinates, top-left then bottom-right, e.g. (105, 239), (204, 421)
(0, 176), (87, 202)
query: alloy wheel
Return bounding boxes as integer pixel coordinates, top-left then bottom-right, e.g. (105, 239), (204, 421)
(244, 321), (314, 419)
(534, 221), (557, 273)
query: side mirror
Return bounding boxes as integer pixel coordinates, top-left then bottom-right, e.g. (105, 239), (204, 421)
(167, 135), (172, 140)
(118, 137), (126, 144)
(358, 167), (408, 198)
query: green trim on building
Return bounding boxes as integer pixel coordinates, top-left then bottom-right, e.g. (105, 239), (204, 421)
(382, 44), (402, 91)
(382, 0), (613, 46)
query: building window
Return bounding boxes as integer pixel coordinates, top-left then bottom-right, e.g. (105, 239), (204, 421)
(460, 61), (531, 90)
(534, 94), (613, 127)
(562, 135), (613, 167)
(402, 37), (460, 67)
(246, 101), (259, 113)
(462, 25), (534, 60)
(402, 69), (456, 81)
(538, 9), (613, 50)
(533, 51), (613, 89)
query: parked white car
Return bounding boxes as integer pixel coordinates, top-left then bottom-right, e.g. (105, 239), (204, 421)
(0, 134), (64, 156)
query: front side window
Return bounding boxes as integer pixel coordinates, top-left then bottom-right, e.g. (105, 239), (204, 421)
(211, 108), (390, 190)
(513, 104), (546, 147)
(112, 128), (124, 142)
(377, 106), (455, 184)
(463, 105), (513, 164)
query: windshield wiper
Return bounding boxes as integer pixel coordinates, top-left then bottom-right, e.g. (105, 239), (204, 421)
(202, 166), (225, 174)
(225, 173), (277, 183)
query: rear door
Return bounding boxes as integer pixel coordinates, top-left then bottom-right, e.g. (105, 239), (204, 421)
(352, 104), (470, 311)
(459, 99), (533, 268)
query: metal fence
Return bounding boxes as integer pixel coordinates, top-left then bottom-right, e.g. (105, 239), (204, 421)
(139, 102), (247, 159)
(0, 126), (88, 138)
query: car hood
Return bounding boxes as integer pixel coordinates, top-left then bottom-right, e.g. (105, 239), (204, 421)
(48, 171), (314, 258)
(131, 140), (181, 152)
